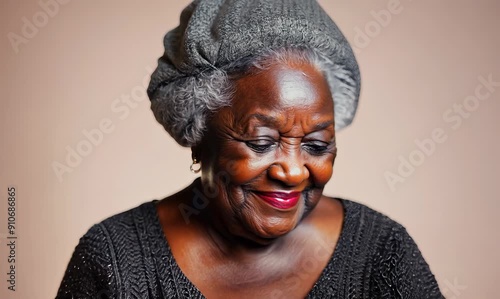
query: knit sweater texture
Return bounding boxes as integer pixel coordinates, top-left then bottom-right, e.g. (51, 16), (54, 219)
(56, 199), (444, 298)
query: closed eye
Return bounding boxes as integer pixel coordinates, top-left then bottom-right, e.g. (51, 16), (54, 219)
(245, 139), (276, 153)
(302, 140), (336, 155)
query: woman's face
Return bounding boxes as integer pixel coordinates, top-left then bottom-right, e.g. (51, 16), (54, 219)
(198, 60), (337, 245)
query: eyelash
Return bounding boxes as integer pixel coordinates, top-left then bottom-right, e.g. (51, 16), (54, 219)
(245, 140), (276, 153)
(302, 142), (331, 155)
(245, 140), (334, 155)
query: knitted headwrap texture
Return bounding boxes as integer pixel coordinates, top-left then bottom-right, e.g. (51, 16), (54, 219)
(148, 0), (361, 147)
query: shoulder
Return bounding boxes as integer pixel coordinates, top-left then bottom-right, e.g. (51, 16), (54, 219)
(339, 198), (429, 259)
(89, 200), (160, 275)
(339, 198), (428, 270)
(69, 200), (156, 252)
(340, 198), (404, 231)
(57, 200), (159, 299)
(334, 197), (410, 252)
(338, 198), (443, 298)
(77, 200), (157, 253)
(97, 199), (157, 232)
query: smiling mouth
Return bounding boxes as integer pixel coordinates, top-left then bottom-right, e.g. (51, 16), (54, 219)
(253, 191), (301, 210)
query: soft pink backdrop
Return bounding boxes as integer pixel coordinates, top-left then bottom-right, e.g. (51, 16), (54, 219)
(1, 0), (499, 298)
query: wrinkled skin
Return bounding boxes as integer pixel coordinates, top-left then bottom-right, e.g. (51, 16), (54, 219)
(156, 60), (344, 298)
(196, 60), (337, 244)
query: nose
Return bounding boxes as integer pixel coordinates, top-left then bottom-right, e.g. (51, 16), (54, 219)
(268, 151), (310, 186)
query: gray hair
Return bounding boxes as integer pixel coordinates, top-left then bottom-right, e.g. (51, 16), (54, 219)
(151, 47), (358, 147)
(148, 0), (361, 147)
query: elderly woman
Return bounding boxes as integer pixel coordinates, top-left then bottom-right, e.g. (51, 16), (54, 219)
(57, 0), (443, 298)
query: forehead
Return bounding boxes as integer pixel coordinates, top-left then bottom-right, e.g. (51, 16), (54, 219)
(229, 62), (334, 122)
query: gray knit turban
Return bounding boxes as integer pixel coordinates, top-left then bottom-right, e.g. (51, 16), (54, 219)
(147, 0), (361, 147)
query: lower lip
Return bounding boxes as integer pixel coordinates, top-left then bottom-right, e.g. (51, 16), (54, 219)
(255, 192), (301, 210)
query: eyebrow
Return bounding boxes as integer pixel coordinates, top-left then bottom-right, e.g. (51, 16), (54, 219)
(312, 120), (335, 131)
(246, 113), (278, 126)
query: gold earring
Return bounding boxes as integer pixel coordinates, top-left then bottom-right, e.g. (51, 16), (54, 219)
(190, 158), (201, 173)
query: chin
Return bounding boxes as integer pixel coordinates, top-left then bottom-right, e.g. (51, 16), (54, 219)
(214, 184), (321, 245)
(236, 203), (305, 243)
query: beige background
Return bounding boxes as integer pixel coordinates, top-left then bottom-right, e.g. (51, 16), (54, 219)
(1, 0), (499, 298)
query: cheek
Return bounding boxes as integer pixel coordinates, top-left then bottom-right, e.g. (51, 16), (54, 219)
(308, 156), (335, 186)
(212, 143), (270, 185)
(217, 156), (269, 185)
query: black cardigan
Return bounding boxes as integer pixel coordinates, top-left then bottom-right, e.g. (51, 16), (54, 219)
(56, 199), (443, 298)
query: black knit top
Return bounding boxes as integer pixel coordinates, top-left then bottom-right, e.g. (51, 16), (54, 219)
(56, 199), (443, 298)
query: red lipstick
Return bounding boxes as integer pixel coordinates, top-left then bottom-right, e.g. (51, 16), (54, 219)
(254, 191), (301, 210)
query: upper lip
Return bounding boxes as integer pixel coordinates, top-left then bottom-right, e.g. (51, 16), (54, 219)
(253, 191), (302, 199)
